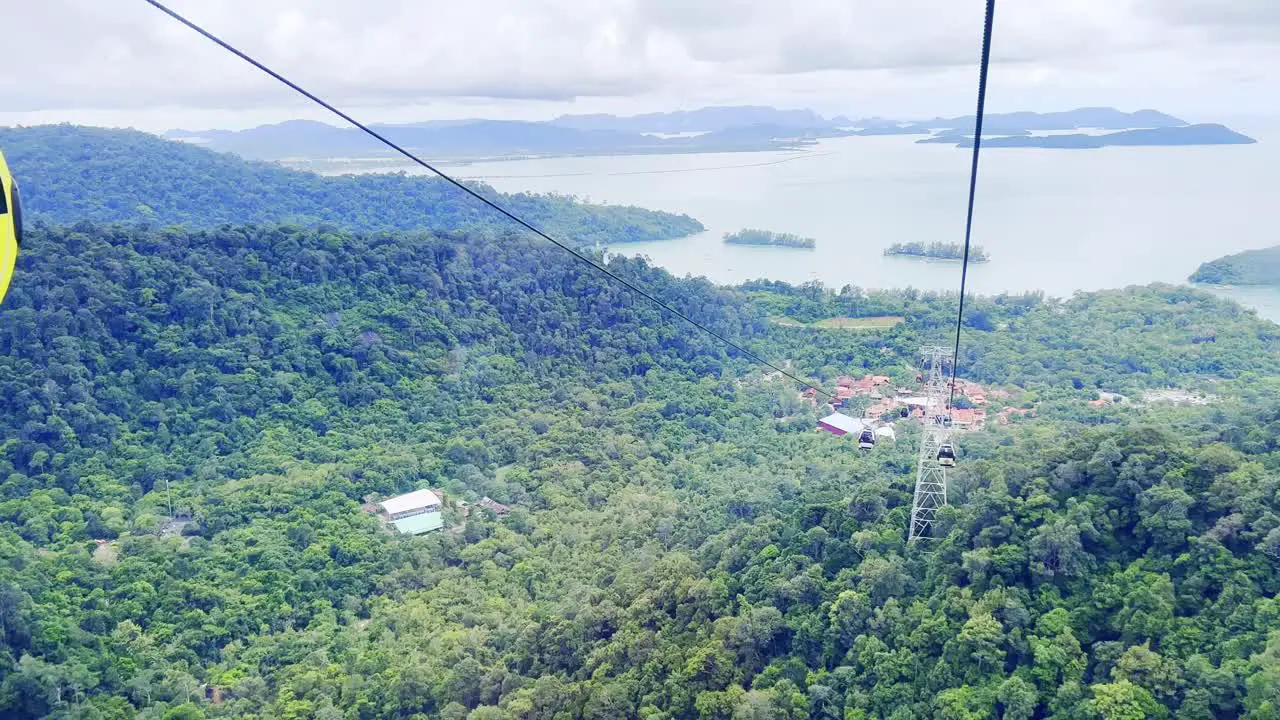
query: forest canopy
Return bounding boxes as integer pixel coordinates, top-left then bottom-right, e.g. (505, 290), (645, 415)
(0, 125), (704, 248)
(0, 125), (1279, 720)
(1190, 245), (1280, 285)
(884, 242), (990, 262)
(724, 229), (817, 249)
(0, 218), (1278, 719)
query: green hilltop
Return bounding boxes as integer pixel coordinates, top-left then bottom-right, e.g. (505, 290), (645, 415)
(1191, 245), (1280, 286)
(0, 124), (703, 247)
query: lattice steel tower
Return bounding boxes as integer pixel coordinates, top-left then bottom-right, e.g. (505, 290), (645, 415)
(910, 346), (952, 541)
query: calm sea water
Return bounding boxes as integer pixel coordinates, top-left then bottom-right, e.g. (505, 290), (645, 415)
(360, 122), (1280, 322)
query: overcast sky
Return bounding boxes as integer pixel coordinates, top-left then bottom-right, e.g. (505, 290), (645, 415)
(1, 0), (1278, 131)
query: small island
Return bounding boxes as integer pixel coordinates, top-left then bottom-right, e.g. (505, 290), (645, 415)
(1190, 245), (1280, 285)
(724, 229), (816, 249)
(919, 124), (1256, 150)
(885, 241), (990, 263)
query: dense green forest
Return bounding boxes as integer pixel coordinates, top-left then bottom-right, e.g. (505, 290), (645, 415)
(2, 124), (1280, 719)
(1190, 246), (1280, 285)
(884, 242), (990, 263)
(724, 230), (816, 249)
(0, 125), (703, 247)
(1, 216), (1279, 718)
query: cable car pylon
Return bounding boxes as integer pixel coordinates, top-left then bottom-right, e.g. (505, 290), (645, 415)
(910, 346), (952, 542)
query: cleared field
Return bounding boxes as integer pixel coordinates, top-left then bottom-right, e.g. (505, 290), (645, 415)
(768, 316), (808, 327)
(92, 542), (119, 566)
(812, 316), (905, 329)
(771, 315), (905, 330)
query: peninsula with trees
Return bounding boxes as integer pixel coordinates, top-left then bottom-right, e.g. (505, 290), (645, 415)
(724, 228), (816, 248)
(918, 123), (1256, 149)
(885, 241), (990, 262)
(1190, 245), (1280, 285)
(0, 125), (704, 248)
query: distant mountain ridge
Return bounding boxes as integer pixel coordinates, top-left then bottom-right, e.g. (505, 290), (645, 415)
(914, 107), (1187, 133)
(548, 105), (831, 133)
(168, 119), (660, 160)
(161, 106), (1250, 161)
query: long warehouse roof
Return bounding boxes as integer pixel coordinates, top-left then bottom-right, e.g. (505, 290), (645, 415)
(379, 488), (441, 516)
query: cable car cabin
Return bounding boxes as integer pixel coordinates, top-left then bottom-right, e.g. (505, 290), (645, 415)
(937, 443), (957, 467)
(0, 148), (22, 306)
(858, 429), (876, 450)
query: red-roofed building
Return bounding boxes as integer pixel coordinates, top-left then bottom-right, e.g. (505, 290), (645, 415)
(951, 408), (986, 430)
(837, 376), (855, 388)
(997, 407), (1032, 424)
(864, 398), (898, 419)
(477, 497), (511, 516)
(829, 386), (853, 408)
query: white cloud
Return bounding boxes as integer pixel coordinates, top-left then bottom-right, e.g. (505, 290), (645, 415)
(1145, 0), (1280, 41)
(1, 0), (1277, 130)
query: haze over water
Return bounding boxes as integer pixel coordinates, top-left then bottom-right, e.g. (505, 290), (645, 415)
(371, 122), (1280, 321)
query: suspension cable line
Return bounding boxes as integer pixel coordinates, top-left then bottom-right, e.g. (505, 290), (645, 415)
(140, 0), (836, 402)
(947, 0), (996, 410)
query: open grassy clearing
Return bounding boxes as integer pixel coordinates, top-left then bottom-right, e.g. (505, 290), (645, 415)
(769, 315), (905, 330)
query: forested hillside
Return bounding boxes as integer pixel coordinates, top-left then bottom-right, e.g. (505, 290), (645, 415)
(1190, 246), (1280, 286)
(2, 213), (1279, 719)
(0, 125), (703, 247)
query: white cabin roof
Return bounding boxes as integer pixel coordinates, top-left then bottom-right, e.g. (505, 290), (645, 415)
(379, 489), (442, 515)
